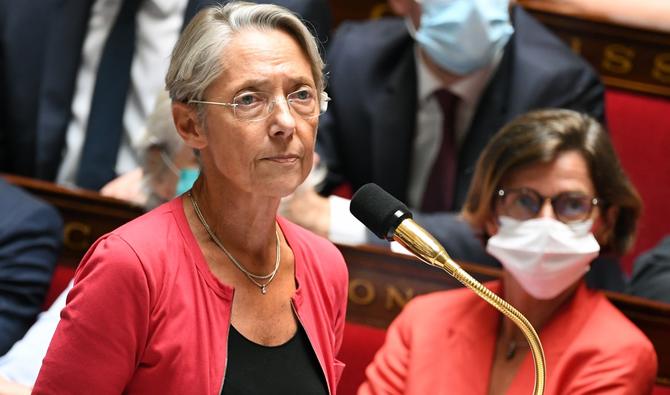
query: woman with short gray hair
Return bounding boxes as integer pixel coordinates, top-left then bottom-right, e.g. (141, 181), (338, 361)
(33, 3), (347, 394)
(166, 1), (325, 104)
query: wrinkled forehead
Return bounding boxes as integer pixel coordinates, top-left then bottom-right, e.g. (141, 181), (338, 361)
(210, 29), (315, 91)
(218, 28), (314, 82)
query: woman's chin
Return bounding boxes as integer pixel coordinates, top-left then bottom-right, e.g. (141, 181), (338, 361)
(259, 177), (305, 199)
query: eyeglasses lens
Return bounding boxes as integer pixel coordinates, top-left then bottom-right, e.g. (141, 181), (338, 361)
(287, 89), (318, 118)
(553, 193), (592, 222)
(504, 190), (540, 221)
(500, 189), (593, 223)
(232, 90), (318, 121)
(232, 92), (267, 120)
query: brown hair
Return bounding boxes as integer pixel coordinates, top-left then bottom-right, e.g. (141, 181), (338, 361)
(461, 109), (641, 255)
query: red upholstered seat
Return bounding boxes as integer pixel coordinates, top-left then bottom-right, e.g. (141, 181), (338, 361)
(608, 79), (670, 395)
(605, 89), (670, 273)
(42, 265), (76, 309)
(337, 322), (387, 395)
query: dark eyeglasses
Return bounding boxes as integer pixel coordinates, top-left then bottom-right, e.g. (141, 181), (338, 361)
(496, 188), (600, 224)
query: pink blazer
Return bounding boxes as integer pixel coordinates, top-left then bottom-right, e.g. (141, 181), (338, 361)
(359, 281), (657, 395)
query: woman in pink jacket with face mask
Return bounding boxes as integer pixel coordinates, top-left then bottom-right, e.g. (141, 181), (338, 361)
(360, 109), (657, 395)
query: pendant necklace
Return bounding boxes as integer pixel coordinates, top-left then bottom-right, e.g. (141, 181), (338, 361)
(505, 339), (529, 360)
(188, 190), (280, 295)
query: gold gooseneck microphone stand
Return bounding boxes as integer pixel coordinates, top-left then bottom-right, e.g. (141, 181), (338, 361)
(394, 219), (546, 395)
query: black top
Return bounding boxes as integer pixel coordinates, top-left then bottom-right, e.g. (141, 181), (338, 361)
(221, 324), (328, 394)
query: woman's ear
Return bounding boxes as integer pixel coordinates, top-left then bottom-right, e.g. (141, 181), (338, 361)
(484, 215), (499, 238)
(388, 0), (422, 28)
(388, 0), (411, 15)
(593, 205), (618, 246)
(172, 102), (207, 150)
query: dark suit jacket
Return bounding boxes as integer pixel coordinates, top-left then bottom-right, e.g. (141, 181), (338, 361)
(0, 0), (331, 185)
(317, 7), (624, 291)
(628, 236), (670, 303)
(318, 6), (604, 207)
(0, 179), (62, 355)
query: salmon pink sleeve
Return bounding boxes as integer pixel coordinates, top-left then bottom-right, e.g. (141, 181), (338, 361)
(33, 234), (153, 394)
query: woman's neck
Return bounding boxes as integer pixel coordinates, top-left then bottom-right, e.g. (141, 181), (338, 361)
(499, 272), (580, 345)
(189, 178), (280, 267)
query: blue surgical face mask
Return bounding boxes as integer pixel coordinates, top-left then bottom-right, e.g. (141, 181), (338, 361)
(409, 0), (514, 75)
(176, 168), (199, 196)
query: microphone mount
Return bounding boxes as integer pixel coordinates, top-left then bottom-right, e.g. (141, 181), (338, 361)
(351, 183), (546, 395)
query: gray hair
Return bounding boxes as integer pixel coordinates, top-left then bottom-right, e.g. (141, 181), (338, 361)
(165, 1), (325, 104)
(138, 90), (182, 158)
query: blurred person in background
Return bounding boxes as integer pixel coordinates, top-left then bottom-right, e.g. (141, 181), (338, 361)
(280, 0), (626, 292)
(628, 236), (670, 304)
(0, 90), (193, 395)
(0, 180), (61, 355)
(0, 0), (331, 193)
(100, 90), (200, 208)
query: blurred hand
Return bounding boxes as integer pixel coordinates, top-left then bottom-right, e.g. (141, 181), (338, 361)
(100, 167), (147, 206)
(0, 376), (31, 395)
(279, 154), (330, 237)
(280, 184), (330, 237)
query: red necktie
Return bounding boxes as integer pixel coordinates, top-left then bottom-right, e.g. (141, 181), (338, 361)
(421, 89), (459, 212)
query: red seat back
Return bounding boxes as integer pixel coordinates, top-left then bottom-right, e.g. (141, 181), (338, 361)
(606, 89), (670, 273)
(43, 265), (76, 309)
(337, 322), (386, 395)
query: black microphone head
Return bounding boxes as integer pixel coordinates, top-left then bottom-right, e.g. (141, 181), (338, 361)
(350, 183), (413, 240)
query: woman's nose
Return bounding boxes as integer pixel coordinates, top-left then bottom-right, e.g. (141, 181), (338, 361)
(537, 198), (556, 219)
(268, 98), (296, 137)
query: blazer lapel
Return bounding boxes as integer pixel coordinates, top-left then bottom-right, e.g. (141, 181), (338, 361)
(443, 283), (500, 394)
(453, 43), (513, 209)
(370, 48), (417, 204)
(35, 0), (93, 181)
(506, 282), (597, 394)
(461, 302), (499, 393)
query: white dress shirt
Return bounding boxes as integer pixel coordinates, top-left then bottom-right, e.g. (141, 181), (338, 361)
(0, 281), (73, 386)
(328, 46), (499, 245)
(57, 0), (188, 187)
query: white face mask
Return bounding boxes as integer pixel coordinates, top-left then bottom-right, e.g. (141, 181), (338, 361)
(486, 217), (600, 300)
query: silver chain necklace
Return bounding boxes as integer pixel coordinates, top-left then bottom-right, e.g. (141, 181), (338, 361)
(188, 190), (280, 295)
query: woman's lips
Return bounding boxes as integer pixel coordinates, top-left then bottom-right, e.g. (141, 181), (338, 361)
(264, 154), (300, 164)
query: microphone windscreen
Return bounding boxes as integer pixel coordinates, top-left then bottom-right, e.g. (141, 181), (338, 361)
(350, 183), (412, 240)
